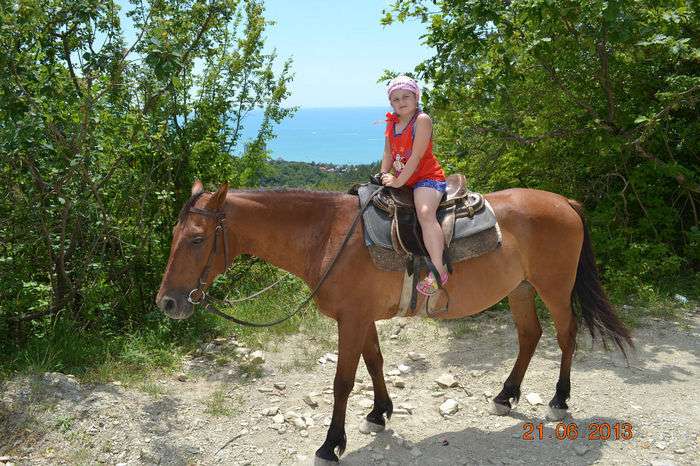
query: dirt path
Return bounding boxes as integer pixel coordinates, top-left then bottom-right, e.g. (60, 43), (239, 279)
(1, 307), (698, 466)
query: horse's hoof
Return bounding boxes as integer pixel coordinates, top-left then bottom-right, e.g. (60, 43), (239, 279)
(546, 406), (568, 421)
(313, 457), (339, 465)
(490, 401), (511, 416)
(359, 419), (385, 434)
(314, 449), (339, 463)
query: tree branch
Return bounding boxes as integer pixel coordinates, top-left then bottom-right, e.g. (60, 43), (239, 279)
(61, 29), (83, 98)
(143, 2), (217, 113)
(595, 25), (616, 126)
(470, 123), (588, 146)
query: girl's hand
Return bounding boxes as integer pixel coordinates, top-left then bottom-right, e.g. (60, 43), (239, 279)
(381, 173), (403, 188)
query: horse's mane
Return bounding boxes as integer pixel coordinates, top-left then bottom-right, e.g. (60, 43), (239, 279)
(177, 187), (344, 223)
(177, 190), (206, 223)
(234, 187), (344, 198)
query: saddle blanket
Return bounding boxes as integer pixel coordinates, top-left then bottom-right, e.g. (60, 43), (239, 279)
(357, 183), (502, 273)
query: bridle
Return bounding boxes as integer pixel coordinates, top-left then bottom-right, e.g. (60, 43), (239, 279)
(181, 187), (382, 327)
(185, 206), (229, 306)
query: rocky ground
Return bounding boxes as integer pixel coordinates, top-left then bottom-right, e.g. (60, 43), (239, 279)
(1, 306), (698, 466)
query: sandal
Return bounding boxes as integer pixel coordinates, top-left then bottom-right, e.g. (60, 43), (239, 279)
(416, 271), (449, 297)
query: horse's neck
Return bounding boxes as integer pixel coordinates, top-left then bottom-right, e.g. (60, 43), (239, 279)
(227, 190), (343, 283)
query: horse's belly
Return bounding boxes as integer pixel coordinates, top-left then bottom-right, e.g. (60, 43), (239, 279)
(435, 229), (524, 319)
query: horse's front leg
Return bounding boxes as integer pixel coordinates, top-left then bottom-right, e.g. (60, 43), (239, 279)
(360, 322), (393, 433)
(315, 319), (371, 462)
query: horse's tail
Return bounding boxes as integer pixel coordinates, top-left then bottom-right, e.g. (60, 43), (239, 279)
(568, 199), (633, 358)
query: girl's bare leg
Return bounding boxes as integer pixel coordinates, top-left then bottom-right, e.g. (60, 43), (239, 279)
(413, 187), (447, 278)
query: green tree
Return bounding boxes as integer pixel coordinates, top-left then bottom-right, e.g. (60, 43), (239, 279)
(385, 0), (699, 296)
(0, 0), (293, 337)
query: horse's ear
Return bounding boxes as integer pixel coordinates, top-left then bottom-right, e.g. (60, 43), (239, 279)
(191, 179), (204, 196)
(207, 183), (229, 210)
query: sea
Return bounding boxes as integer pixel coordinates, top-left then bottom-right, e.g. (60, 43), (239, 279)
(240, 106), (388, 165)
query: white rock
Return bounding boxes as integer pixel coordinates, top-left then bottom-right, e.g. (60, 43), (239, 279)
(398, 403), (415, 414)
(303, 395), (318, 408)
(656, 441), (668, 450)
(525, 392), (544, 406)
(248, 350), (265, 364)
(650, 461), (677, 466)
(397, 364), (411, 374)
(439, 399), (459, 416)
(272, 414), (285, 424)
(235, 347), (250, 357)
(43, 372), (81, 394)
(435, 374), (458, 388)
(386, 369), (401, 376)
(673, 294), (688, 304)
(323, 353), (338, 363)
(573, 444), (589, 456)
(410, 447), (422, 457)
(201, 342), (218, 353)
(273, 382), (286, 390)
(262, 406), (279, 416)
(393, 380), (406, 389)
(407, 351), (426, 361)
(289, 416), (306, 429)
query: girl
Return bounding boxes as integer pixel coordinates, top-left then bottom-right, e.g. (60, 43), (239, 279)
(380, 75), (448, 296)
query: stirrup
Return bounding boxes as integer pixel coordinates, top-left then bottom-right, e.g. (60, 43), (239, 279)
(416, 272), (448, 297)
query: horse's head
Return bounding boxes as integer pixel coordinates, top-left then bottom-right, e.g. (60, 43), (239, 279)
(156, 180), (231, 319)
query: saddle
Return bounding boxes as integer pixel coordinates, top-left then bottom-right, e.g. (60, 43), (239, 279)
(352, 174), (501, 314)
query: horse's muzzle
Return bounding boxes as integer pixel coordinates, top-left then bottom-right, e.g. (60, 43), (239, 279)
(156, 293), (194, 320)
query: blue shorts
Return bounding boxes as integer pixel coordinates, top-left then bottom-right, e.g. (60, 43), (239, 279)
(413, 179), (447, 193)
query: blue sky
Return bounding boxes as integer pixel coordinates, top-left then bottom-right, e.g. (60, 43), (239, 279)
(260, 1), (432, 107)
(117, 1), (432, 108)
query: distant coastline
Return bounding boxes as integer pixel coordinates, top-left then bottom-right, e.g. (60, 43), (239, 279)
(242, 106), (388, 165)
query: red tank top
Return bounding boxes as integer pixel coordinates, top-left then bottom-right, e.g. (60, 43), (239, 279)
(385, 111), (445, 187)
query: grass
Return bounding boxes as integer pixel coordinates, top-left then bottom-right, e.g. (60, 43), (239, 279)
(203, 389), (233, 416)
(139, 380), (168, 398)
(0, 258), (696, 385)
(53, 414), (75, 433)
(237, 358), (265, 379)
(0, 263), (330, 383)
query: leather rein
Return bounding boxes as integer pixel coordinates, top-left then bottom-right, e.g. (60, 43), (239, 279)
(184, 189), (381, 327)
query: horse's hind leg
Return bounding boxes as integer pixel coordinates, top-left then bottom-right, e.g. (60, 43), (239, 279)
(542, 292), (577, 421)
(360, 322), (393, 433)
(493, 282), (541, 415)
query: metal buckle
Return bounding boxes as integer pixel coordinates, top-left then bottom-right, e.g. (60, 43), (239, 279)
(188, 288), (205, 305)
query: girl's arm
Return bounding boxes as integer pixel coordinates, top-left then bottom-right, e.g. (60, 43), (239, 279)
(380, 136), (392, 173)
(393, 113), (432, 187)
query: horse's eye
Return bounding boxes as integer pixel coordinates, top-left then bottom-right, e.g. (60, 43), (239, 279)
(191, 236), (204, 245)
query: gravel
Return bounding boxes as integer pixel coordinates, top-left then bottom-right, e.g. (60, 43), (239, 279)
(0, 309), (697, 465)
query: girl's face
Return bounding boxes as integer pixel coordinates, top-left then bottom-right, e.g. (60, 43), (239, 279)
(389, 89), (418, 117)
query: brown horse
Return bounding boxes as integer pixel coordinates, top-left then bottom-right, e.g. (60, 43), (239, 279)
(156, 180), (632, 463)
